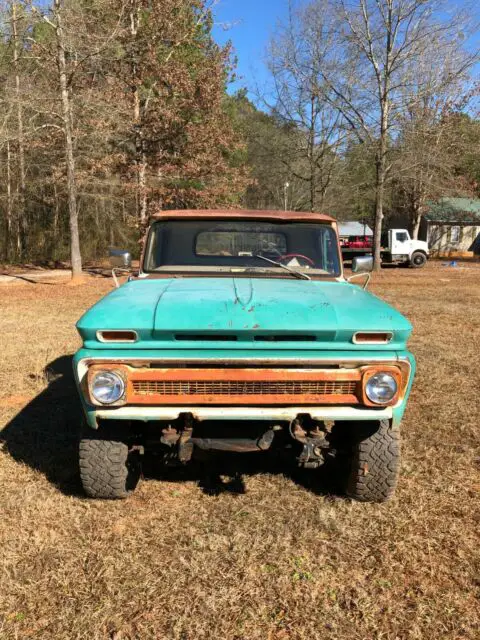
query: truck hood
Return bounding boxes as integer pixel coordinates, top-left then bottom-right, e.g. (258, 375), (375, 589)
(77, 277), (412, 350)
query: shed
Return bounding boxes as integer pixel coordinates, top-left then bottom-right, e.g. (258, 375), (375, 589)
(338, 221), (373, 238)
(423, 198), (480, 256)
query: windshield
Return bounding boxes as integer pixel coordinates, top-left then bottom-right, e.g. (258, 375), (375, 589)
(143, 220), (341, 277)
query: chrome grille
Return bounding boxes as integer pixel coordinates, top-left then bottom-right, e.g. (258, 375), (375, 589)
(132, 380), (357, 396)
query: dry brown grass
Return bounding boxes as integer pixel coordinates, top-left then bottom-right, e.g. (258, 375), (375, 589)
(0, 264), (479, 640)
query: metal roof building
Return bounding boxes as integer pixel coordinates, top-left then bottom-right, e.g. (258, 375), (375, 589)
(423, 198), (480, 255)
(338, 221), (373, 237)
(425, 198), (480, 223)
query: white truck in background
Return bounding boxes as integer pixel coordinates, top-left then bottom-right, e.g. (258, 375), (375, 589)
(381, 229), (429, 268)
(341, 228), (429, 268)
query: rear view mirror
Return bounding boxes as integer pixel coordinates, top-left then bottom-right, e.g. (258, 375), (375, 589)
(109, 248), (132, 269)
(352, 256), (374, 273)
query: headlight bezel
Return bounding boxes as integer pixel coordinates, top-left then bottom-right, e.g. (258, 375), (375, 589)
(361, 367), (403, 407)
(88, 369), (126, 406)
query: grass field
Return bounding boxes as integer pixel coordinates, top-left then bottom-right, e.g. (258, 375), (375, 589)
(0, 264), (479, 640)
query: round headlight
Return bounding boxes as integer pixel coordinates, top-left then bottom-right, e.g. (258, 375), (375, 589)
(365, 372), (398, 405)
(91, 371), (125, 405)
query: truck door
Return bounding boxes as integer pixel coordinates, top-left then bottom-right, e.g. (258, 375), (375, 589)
(390, 230), (410, 256)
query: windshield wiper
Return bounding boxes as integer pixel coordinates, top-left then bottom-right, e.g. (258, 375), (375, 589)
(253, 255), (311, 281)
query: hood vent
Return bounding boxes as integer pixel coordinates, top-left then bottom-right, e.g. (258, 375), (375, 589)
(254, 335), (317, 342)
(173, 333), (318, 343)
(175, 334), (238, 342)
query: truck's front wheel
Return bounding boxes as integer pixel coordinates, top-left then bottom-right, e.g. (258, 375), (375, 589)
(346, 420), (400, 503)
(79, 428), (141, 499)
(410, 251), (427, 268)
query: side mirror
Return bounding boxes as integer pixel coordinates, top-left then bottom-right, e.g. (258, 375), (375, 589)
(109, 248), (132, 269)
(352, 255), (373, 273)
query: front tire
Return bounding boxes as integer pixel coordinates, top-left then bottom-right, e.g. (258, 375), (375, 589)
(410, 251), (427, 268)
(79, 429), (141, 499)
(347, 420), (400, 503)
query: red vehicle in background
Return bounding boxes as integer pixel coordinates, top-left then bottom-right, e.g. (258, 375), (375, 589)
(342, 236), (373, 250)
(340, 235), (373, 260)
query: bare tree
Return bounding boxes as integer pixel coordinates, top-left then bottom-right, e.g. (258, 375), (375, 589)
(29, 0), (129, 277)
(10, 1), (26, 255)
(0, 0), (248, 265)
(52, 0), (82, 278)
(29, 0), (82, 278)
(128, 2), (148, 222)
(313, 0), (478, 269)
(393, 52), (479, 238)
(0, 1), (28, 259)
(264, 0), (345, 212)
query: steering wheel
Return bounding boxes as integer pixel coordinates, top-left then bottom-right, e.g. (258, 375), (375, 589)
(278, 253), (315, 267)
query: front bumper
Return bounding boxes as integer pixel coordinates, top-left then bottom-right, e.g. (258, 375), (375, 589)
(95, 405), (393, 422)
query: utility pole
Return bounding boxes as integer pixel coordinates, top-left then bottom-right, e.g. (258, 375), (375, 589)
(284, 181), (290, 211)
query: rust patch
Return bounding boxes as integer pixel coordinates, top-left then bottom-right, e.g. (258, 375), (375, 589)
(87, 365), (363, 407)
(85, 363), (410, 408)
(149, 209), (336, 223)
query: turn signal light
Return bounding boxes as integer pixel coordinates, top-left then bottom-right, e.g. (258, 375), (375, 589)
(353, 332), (393, 345)
(96, 330), (138, 343)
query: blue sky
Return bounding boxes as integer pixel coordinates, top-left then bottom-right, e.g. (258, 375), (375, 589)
(212, 0), (288, 94)
(212, 0), (480, 99)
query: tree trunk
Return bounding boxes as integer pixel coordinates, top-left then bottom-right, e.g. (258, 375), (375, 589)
(6, 141), (13, 262)
(54, 0), (82, 280)
(12, 2), (26, 257)
(138, 139), (148, 223)
(130, 5), (148, 224)
(53, 183), (59, 258)
(412, 203), (422, 240)
(309, 96), (316, 213)
(373, 153), (385, 271)
(373, 102), (389, 272)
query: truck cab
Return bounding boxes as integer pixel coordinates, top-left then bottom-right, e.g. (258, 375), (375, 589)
(382, 229), (429, 268)
(74, 210), (416, 503)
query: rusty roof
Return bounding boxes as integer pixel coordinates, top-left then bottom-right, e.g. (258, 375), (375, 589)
(150, 209), (336, 223)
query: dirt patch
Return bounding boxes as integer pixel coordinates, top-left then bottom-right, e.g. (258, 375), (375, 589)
(0, 269), (73, 285)
(0, 264), (479, 640)
(0, 395), (33, 409)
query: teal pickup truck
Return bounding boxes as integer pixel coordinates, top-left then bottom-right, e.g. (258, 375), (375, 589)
(74, 210), (415, 502)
